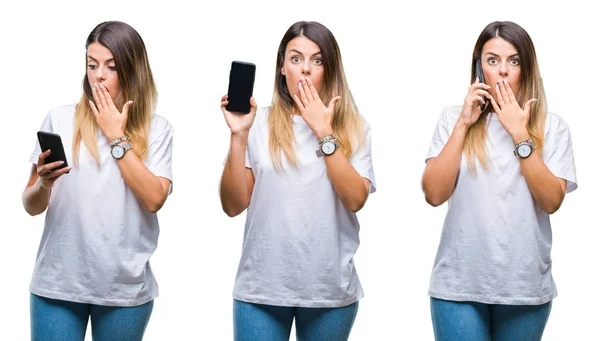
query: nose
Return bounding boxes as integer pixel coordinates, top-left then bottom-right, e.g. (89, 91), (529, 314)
(95, 67), (107, 82)
(301, 60), (311, 76)
(498, 61), (509, 78)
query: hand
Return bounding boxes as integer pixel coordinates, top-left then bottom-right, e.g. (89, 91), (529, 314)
(293, 78), (341, 137)
(458, 77), (492, 128)
(489, 79), (536, 142)
(221, 95), (257, 138)
(36, 149), (71, 189)
(89, 83), (132, 142)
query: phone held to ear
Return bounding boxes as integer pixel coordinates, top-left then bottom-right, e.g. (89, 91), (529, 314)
(475, 58), (488, 112)
(37, 131), (70, 173)
(226, 61), (256, 114)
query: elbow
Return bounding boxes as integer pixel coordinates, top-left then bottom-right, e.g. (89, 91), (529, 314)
(424, 192), (446, 207)
(222, 205), (244, 217)
(345, 196), (367, 213)
(542, 202), (562, 215)
(144, 198), (165, 214)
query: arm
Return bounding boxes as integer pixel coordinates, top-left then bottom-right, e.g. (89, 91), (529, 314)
(219, 95), (258, 217)
(22, 150), (71, 216)
(114, 146), (171, 213)
(294, 78), (370, 213)
(492, 80), (566, 214)
(421, 78), (492, 206)
(90, 83), (171, 214)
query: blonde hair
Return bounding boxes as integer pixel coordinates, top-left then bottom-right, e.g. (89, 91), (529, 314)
(465, 21), (546, 173)
(268, 21), (363, 170)
(73, 21), (157, 166)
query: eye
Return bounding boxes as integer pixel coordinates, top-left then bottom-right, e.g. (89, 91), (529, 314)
(291, 56), (301, 63)
(87, 64), (98, 70)
(510, 58), (520, 66)
(313, 58), (323, 66)
(108, 66), (117, 71)
(487, 57), (497, 65)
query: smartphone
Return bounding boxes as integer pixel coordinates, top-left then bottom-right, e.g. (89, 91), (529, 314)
(37, 131), (69, 173)
(226, 61), (256, 114)
(475, 58), (488, 111)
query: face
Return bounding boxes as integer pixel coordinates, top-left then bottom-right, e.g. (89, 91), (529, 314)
(86, 42), (120, 103)
(481, 37), (521, 102)
(281, 36), (325, 102)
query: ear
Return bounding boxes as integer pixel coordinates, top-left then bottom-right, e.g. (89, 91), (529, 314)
(280, 67), (285, 76)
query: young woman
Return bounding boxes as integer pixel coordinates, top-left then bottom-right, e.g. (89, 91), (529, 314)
(422, 21), (577, 340)
(219, 21), (376, 341)
(23, 21), (173, 341)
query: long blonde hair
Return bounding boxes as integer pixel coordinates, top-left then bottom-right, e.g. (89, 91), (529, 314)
(73, 21), (157, 166)
(269, 21), (364, 170)
(465, 21), (547, 173)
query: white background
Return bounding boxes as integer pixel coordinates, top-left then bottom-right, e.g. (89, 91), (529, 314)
(1, 0), (598, 339)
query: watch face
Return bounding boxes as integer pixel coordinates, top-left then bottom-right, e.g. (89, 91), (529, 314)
(111, 145), (125, 159)
(517, 144), (532, 157)
(321, 141), (336, 155)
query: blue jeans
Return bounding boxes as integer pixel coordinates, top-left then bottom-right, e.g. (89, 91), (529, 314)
(233, 299), (359, 341)
(430, 297), (552, 341)
(30, 293), (153, 341)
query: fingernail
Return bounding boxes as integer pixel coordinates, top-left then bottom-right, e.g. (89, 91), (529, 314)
(59, 161), (64, 164)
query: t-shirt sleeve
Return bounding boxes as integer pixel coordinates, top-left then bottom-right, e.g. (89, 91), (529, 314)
(350, 121), (376, 193)
(30, 110), (53, 164)
(425, 108), (451, 162)
(543, 115), (577, 193)
(147, 126), (174, 193)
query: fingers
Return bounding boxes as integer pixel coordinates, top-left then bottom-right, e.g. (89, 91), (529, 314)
(504, 80), (517, 103)
(523, 98), (537, 115)
(328, 96), (342, 110)
(489, 95), (501, 114)
(249, 97), (258, 116)
(37, 149), (51, 166)
(470, 82), (491, 94)
(89, 100), (100, 119)
(221, 94), (229, 110)
(92, 84), (103, 111)
(293, 93), (305, 112)
(37, 160), (64, 176)
(98, 83), (114, 109)
(497, 80), (511, 105)
(47, 166), (71, 179)
(305, 78), (319, 101)
(495, 83), (506, 108)
(122, 101), (133, 117)
(297, 80), (310, 105)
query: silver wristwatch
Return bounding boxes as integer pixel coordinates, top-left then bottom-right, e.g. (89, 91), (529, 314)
(316, 140), (339, 157)
(111, 142), (132, 159)
(514, 138), (534, 158)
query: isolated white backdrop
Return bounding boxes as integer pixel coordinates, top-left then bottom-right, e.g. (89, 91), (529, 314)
(1, 0), (598, 339)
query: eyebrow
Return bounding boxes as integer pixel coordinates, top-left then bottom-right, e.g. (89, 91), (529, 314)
(288, 49), (322, 57)
(485, 52), (519, 58)
(87, 56), (115, 63)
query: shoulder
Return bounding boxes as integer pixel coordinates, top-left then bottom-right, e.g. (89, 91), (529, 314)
(545, 112), (571, 134)
(46, 104), (77, 121)
(150, 114), (174, 136)
(442, 106), (462, 121)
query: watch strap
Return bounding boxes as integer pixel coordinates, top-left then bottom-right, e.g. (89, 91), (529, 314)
(109, 136), (128, 147)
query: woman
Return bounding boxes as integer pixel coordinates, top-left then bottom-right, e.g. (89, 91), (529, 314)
(422, 21), (577, 340)
(22, 21), (173, 341)
(220, 21), (376, 341)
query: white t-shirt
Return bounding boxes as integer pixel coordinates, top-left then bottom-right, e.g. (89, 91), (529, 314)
(29, 104), (174, 307)
(426, 106), (577, 305)
(232, 107), (376, 308)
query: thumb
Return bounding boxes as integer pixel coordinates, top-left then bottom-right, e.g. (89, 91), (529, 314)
(328, 96), (342, 110)
(524, 98), (536, 115)
(122, 101), (134, 116)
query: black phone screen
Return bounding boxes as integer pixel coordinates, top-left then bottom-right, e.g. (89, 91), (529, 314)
(475, 59), (488, 111)
(226, 61), (256, 114)
(37, 131), (69, 172)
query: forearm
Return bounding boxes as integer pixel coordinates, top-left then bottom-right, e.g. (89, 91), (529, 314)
(220, 134), (251, 216)
(422, 124), (467, 206)
(116, 149), (169, 214)
(519, 151), (565, 214)
(22, 180), (51, 216)
(324, 149), (369, 213)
